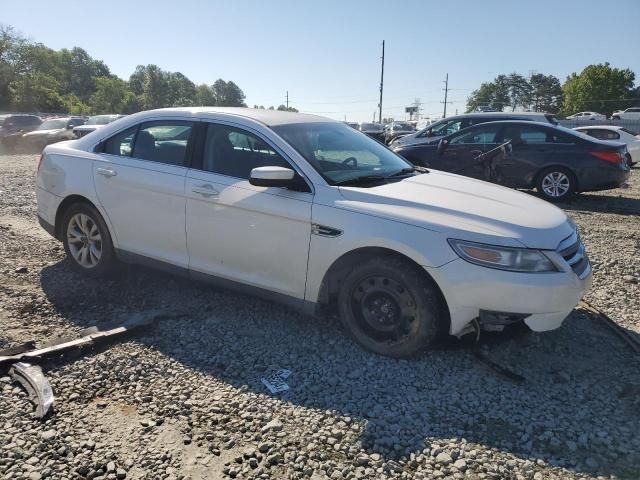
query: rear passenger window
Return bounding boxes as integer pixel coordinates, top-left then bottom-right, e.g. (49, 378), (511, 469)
(503, 127), (548, 144)
(132, 122), (193, 166)
(103, 126), (137, 157)
(201, 124), (291, 179)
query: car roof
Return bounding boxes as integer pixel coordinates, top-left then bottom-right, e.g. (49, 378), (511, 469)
(150, 107), (333, 126)
(575, 125), (622, 131)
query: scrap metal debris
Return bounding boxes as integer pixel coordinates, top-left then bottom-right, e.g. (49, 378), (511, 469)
(261, 368), (291, 394)
(0, 309), (179, 368)
(1, 309), (185, 418)
(9, 362), (54, 418)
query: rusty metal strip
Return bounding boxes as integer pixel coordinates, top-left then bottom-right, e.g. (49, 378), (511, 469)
(579, 300), (640, 355)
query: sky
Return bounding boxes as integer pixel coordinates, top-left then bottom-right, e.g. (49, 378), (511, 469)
(3, 0), (640, 122)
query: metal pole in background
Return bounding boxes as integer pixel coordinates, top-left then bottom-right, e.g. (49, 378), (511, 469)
(442, 73), (449, 118)
(378, 40), (385, 124)
(286, 91), (289, 110)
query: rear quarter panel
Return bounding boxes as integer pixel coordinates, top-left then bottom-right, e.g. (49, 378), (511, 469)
(37, 144), (119, 246)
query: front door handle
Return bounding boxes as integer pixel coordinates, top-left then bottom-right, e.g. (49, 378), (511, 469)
(97, 168), (117, 177)
(470, 150), (483, 157)
(192, 184), (219, 197)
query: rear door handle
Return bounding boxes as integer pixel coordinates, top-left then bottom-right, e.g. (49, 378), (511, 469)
(192, 184), (219, 197)
(97, 168), (117, 177)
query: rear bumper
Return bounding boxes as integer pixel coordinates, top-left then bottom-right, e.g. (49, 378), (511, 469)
(577, 165), (630, 191)
(36, 186), (62, 239)
(425, 257), (592, 335)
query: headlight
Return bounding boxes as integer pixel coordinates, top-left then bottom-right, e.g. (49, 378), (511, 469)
(448, 239), (557, 273)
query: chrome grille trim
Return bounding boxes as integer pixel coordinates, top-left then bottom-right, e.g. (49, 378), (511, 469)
(557, 230), (590, 279)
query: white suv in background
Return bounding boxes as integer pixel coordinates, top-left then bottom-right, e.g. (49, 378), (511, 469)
(611, 107), (640, 120)
(36, 108), (592, 357)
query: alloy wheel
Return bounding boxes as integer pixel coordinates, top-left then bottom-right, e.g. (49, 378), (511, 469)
(541, 172), (570, 198)
(66, 213), (102, 268)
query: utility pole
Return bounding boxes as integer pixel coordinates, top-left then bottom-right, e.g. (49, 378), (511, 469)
(286, 91), (289, 110)
(441, 73), (451, 118)
(378, 40), (385, 124)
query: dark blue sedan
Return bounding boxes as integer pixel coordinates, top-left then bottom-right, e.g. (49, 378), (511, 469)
(392, 121), (630, 202)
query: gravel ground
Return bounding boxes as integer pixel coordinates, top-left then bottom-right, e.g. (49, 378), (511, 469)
(0, 153), (639, 480)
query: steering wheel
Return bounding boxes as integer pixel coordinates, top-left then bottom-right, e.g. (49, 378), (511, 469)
(342, 157), (358, 168)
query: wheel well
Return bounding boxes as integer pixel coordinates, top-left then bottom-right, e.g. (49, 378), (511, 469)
(317, 247), (450, 332)
(54, 195), (98, 240)
(535, 165), (579, 191)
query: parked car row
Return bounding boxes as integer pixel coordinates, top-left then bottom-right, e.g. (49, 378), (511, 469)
(0, 113), (124, 152)
(565, 108), (640, 121)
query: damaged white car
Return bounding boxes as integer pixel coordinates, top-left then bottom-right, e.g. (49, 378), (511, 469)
(36, 108), (592, 357)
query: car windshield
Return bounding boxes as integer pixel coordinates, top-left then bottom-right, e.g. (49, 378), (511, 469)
(272, 122), (413, 185)
(619, 128), (636, 136)
(39, 119), (67, 130)
(360, 123), (382, 131)
(393, 123), (413, 130)
(87, 115), (116, 125)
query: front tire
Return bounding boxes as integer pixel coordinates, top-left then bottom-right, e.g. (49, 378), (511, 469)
(61, 203), (116, 276)
(337, 256), (443, 358)
(536, 167), (576, 202)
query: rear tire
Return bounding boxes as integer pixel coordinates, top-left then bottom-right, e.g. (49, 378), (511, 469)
(536, 167), (576, 202)
(61, 202), (116, 276)
(337, 256), (443, 358)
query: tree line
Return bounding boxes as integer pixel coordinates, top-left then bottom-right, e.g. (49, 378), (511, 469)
(0, 24), (249, 114)
(466, 64), (639, 117)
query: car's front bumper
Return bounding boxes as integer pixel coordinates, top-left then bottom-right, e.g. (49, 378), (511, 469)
(425, 256), (593, 335)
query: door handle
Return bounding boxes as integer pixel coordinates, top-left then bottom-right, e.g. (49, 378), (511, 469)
(97, 168), (117, 177)
(470, 150), (483, 157)
(192, 184), (219, 197)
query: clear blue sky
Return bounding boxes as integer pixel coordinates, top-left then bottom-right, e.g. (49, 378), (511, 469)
(4, 0), (640, 121)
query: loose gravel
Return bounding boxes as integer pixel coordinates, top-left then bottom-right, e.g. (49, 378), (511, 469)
(0, 153), (639, 480)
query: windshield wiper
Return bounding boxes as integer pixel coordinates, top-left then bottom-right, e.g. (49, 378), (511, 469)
(334, 174), (388, 186)
(386, 166), (429, 178)
(335, 166), (429, 186)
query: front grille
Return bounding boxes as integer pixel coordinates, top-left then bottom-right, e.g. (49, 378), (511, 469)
(557, 231), (591, 279)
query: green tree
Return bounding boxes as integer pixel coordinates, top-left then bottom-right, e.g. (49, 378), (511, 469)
(276, 104), (298, 112)
(195, 84), (216, 106)
(167, 72), (196, 106)
(9, 72), (65, 111)
(90, 76), (137, 113)
(529, 73), (562, 113)
(562, 63), (636, 116)
(211, 79), (247, 106)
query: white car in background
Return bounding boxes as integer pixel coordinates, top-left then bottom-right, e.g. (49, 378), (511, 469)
(73, 114), (125, 138)
(574, 125), (639, 166)
(611, 107), (640, 121)
(566, 111), (607, 121)
(36, 107), (592, 357)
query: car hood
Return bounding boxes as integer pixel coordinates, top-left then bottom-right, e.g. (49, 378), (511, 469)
(337, 170), (572, 250)
(23, 129), (63, 136)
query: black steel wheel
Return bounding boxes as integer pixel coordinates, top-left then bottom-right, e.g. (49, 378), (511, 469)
(337, 256), (443, 357)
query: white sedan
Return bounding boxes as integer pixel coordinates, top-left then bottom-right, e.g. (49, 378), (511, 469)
(566, 111), (607, 121)
(574, 125), (639, 166)
(36, 108), (592, 357)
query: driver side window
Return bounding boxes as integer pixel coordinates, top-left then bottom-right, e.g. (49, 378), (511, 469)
(450, 126), (499, 145)
(202, 124), (292, 179)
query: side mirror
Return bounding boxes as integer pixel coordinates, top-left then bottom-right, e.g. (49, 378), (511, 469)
(249, 166), (295, 188)
(436, 139), (448, 155)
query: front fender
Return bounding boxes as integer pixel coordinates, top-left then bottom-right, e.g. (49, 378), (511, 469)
(305, 203), (456, 303)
